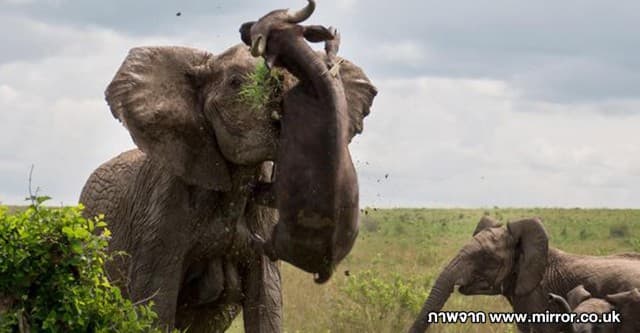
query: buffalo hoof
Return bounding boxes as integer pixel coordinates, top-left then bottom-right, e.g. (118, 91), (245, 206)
(313, 269), (333, 284)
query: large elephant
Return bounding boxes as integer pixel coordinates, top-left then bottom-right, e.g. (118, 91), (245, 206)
(79, 9), (377, 333)
(408, 216), (640, 333)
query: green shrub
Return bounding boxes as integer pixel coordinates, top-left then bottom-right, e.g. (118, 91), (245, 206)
(0, 197), (164, 333)
(332, 270), (429, 332)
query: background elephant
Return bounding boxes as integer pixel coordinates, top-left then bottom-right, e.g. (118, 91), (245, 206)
(549, 285), (616, 333)
(605, 288), (640, 333)
(79, 40), (376, 331)
(409, 216), (640, 333)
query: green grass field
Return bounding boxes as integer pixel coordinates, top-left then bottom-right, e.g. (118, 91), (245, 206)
(227, 208), (640, 333)
(8, 205), (638, 332)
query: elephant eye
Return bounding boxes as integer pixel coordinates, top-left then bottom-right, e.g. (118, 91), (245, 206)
(228, 75), (244, 89)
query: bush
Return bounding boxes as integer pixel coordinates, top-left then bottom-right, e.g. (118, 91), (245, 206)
(332, 270), (429, 332)
(0, 197), (164, 333)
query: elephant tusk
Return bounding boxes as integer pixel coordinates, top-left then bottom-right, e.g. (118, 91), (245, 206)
(250, 35), (266, 57)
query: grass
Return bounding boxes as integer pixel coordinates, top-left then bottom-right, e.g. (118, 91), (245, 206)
(237, 59), (283, 112)
(229, 207), (640, 332)
(7, 204), (636, 331)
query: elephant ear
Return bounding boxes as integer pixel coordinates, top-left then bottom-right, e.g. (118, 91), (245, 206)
(105, 46), (232, 191)
(473, 216), (503, 236)
(567, 285), (592, 309)
(339, 58), (378, 140)
(507, 217), (549, 296)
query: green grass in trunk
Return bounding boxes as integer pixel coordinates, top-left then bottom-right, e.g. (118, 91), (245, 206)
(237, 59), (283, 111)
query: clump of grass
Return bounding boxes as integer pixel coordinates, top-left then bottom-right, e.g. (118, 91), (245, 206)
(610, 223), (629, 238)
(237, 59), (283, 111)
(361, 215), (380, 233)
(331, 270), (430, 332)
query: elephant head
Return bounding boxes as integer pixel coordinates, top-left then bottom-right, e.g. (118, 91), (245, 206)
(105, 45), (280, 191)
(549, 285), (617, 333)
(409, 216), (549, 332)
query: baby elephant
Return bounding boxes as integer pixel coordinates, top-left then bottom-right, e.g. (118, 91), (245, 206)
(549, 285), (640, 333)
(549, 285), (616, 333)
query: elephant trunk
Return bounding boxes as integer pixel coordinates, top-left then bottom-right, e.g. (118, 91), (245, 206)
(408, 255), (466, 333)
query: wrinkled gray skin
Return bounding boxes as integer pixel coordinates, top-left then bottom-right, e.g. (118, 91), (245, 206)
(80, 45), (281, 333)
(605, 288), (640, 333)
(409, 216), (640, 333)
(549, 285), (616, 333)
(80, 26), (375, 332)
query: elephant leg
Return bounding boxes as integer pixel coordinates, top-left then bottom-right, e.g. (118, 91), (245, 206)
(242, 254), (282, 333)
(175, 259), (243, 332)
(183, 259), (242, 305)
(175, 302), (241, 333)
(222, 261), (243, 303)
(129, 247), (185, 330)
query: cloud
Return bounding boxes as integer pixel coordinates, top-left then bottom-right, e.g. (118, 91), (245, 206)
(376, 41), (432, 65)
(353, 76), (640, 208)
(1, 0), (639, 208)
(0, 19), (152, 204)
(338, 0), (640, 105)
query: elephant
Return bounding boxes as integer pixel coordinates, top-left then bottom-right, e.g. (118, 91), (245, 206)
(549, 285), (640, 332)
(239, 0), (376, 283)
(549, 285), (616, 333)
(604, 288), (640, 332)
(408, 216), (640, 333)
(79, 6), (377, 332)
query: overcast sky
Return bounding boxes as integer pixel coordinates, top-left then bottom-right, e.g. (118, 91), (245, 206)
(1, 0), (639, 208)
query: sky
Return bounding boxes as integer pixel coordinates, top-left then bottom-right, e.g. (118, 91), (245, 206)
(1, 0), (639, 208)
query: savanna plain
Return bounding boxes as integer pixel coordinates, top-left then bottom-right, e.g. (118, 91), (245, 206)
(5, 206), (639, 332)
(224, 207), (640, 333)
